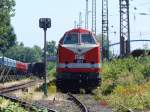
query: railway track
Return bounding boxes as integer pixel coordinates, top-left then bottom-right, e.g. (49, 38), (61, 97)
(0, 80), (42, 94)
(0, 80), (112, 112)
(0, 80), (57, 112)
(0, 93), (57, 112)
(68, 93), (112, 112)
(67, 93), (88, 112)
(23, 91), (112, 112)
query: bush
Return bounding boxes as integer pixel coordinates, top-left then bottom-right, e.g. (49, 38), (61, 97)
(0, 97), (48, 112)
(48, 62), (56, 80)
(95, 56), (150, 111)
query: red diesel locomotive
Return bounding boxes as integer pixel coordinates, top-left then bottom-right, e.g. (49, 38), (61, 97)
(56, 28), (101, 91)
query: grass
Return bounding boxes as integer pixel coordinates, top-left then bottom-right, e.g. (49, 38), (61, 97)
(33, 61), (57, 98)
(0, 92), (49, 112)
(94, 56), (150, 111)
(0, 97), (27, 112)
(48, 84), (57, 95)
(48, 62), (56, 80)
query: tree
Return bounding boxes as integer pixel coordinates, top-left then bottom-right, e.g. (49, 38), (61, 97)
(33, 45), (42, 61)
(47, 40), (57, 55)
(5, 44), (42, 62)
(0, 0), (16, 54)
(0, 0), (15, 35)
(0, 26), (16, 54)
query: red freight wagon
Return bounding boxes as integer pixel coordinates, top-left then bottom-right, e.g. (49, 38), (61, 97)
(16, 61), (28, 72)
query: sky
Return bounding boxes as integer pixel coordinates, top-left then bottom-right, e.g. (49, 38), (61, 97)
(11, 0), (150, 54)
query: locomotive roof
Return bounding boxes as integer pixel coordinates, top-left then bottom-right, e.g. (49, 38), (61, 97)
(66, 28), (91, 34)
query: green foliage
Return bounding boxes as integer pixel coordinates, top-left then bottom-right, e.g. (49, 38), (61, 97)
(48, 62), (56, 70)
(95, 56), (150, 111)
(5, 44), (42, 62)
(47, 41), (57, 55)
(0, 97), (48, 112)
(48, 62), (56, 80)
(0, 97), (27, 112)
(0, 0), (16, 52)
(141, 61), (150, 78)
(0, 0), (15, 35)
(0, 26), (17, 53)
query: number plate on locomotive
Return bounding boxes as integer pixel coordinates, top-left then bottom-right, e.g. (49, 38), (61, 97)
(76, 59), (84, 63)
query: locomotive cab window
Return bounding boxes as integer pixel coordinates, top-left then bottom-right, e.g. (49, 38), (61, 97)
(63, 33), (78, 44)
(81, 33), (96, 44)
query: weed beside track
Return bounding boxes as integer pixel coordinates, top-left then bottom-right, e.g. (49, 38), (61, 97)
(95, 56), (150, 112)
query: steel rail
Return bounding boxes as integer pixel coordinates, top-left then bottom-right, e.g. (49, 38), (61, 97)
(68, 93), (88, 112)
(118, 104), (134, 112)
(0, 93), (57, 112)
(0, 80), (43, 94)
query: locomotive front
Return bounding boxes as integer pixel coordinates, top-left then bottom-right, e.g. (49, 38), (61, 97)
(56, 28), (101, 91)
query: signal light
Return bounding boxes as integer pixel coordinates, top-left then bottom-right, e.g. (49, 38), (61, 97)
(39, 18), (51, 29)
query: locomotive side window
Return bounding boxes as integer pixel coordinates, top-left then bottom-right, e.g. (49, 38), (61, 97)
(64, 33), (78, 44)
(81, 34), (96, 44)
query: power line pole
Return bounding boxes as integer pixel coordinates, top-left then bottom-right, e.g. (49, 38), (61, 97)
(102, 0), (109, 61)
(74, 20), (77, 28)
(79, 12), (82, 28)
(85, 0), (89, 29)
(92, 0), (96, 34)
(119, 0), (130, 57)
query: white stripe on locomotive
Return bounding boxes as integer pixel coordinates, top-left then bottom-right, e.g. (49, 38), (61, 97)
(57, 63), (101, 68)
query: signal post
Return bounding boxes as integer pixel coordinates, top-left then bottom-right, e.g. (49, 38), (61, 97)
(39, 18), (51, 96)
